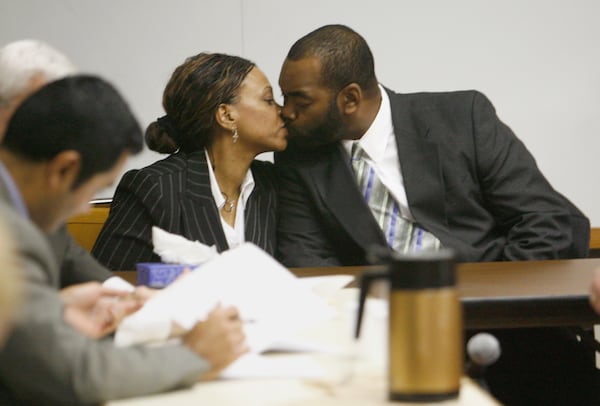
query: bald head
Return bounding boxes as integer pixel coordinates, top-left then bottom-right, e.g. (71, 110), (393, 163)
(0, 39), (76, 139)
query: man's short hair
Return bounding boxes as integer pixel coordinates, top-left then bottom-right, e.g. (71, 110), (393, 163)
(3, 75), (143, 187)
(0, 40), (76, 106)
(286, 24), (378, 92)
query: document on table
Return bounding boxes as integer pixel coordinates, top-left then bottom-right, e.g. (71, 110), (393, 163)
(220, 353), (326, 380)
(115, 243), (341, 356)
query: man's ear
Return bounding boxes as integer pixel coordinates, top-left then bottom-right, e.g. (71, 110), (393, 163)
(46, 150), (81, 192)
(215, 103), (238, 132)
(337, 83), (362, 116)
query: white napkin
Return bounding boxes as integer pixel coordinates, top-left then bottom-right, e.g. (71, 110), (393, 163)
(152, 226), (218, 265)
(115, 243), (337, 352)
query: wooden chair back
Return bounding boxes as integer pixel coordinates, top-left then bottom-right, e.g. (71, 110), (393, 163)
(66, 201), (110, 252)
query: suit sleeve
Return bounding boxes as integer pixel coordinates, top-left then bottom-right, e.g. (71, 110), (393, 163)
(0, 278), (207, 404)
(49, 226), (113, 287)
(471, 91), (589, 259)
(275, 154), (342, 267)
(92, 170), (162, 270)
(0, 205), (208, 405)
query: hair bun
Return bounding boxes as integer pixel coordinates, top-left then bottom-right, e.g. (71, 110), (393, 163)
(145, 120), (178, 154)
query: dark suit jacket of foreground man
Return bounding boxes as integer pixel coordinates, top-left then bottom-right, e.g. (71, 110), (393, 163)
(0, 179), (208, 405)
(276, 88), (589, 266)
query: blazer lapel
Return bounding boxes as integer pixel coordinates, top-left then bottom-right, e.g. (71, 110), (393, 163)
(310, 143), (388, 251)
(179, 151), (229, 252)
(387, 89), (448, 230)
(244, 164), (276, 254)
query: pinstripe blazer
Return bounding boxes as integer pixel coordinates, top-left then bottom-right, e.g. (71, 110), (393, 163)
(92, 150), (278, 270)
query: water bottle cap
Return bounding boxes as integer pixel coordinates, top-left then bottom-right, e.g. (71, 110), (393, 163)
(387, 248), (456, 289)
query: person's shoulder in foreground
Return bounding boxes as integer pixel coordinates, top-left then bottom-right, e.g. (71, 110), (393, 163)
(0, 39), (114, 285)
(274, 24), (589, 267)
(0, 215), (21, 351)
(0, 75), (246, 404)
(0, 199), (208, 404)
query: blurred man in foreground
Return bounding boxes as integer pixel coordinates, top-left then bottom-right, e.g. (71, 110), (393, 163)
(0, 75), (246, 405)
(0, 39), (155, 336)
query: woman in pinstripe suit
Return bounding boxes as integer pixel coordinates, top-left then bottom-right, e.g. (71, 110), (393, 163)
(92, 53), (288, 270)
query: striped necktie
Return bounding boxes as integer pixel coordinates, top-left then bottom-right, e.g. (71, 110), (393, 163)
(350, 142), (441, 253)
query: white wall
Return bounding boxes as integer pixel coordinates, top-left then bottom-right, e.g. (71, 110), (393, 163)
(1, 0), (599, 224)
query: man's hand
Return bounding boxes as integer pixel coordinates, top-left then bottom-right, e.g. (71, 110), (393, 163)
(182, 305), (248, 379)
(60, 282), (143, 338)
(131, 286), (158, 303)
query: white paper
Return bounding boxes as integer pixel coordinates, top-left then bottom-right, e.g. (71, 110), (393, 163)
(115, 243), (337, 353)
(298, 275), (354, 299)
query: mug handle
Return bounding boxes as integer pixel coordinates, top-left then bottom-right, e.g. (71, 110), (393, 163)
(355, 269), (389, 338)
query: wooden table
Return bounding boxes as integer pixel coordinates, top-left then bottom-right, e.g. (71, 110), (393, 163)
(108, 377), (497, 405)
(108, 289), (499, 405)
(115, 257), (600, 330)
(292, 258), (600, 329)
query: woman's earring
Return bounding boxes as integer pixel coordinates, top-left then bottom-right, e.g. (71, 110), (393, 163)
(232, 127), (239, 143)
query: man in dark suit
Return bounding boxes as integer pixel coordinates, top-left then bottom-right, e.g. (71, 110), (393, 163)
(0, 75), (247, 404)
(276, 25), (588, 267)
(275, 24), (594, 404)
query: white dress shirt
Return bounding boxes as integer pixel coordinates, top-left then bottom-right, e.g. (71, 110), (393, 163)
(342, 84), (415, 222)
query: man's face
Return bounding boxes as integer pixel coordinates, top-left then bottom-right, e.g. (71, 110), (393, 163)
(42, 152), (129, 233)
(279, 57), (345, 149)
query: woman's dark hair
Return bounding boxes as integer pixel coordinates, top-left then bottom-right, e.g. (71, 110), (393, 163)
(286, 24), (377, 93)
(4, 74), (143, 187)
(146, 53), (255, 154)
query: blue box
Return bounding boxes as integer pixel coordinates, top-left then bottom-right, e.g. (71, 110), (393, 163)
(136, 263), (195, 288)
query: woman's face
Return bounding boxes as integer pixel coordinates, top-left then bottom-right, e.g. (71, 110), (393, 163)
(233, 67), (288, 154)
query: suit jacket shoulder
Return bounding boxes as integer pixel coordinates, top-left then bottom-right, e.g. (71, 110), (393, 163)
(389, 86), (589, 260)
(0, 163), (113, 287)
(385, 88), (488, 127)
(49, 226), (113, 287)
(127, 151), (190, 183)
(0, 201), (59, 287)
(0, 201), (208, 405)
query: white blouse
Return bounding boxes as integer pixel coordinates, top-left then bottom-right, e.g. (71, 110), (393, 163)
(204, 149), (255, 249)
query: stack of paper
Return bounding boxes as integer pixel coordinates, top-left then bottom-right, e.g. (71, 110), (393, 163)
(115, 242), (338, 354)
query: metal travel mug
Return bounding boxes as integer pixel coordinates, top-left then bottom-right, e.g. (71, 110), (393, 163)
(356, 249), (462, 402)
